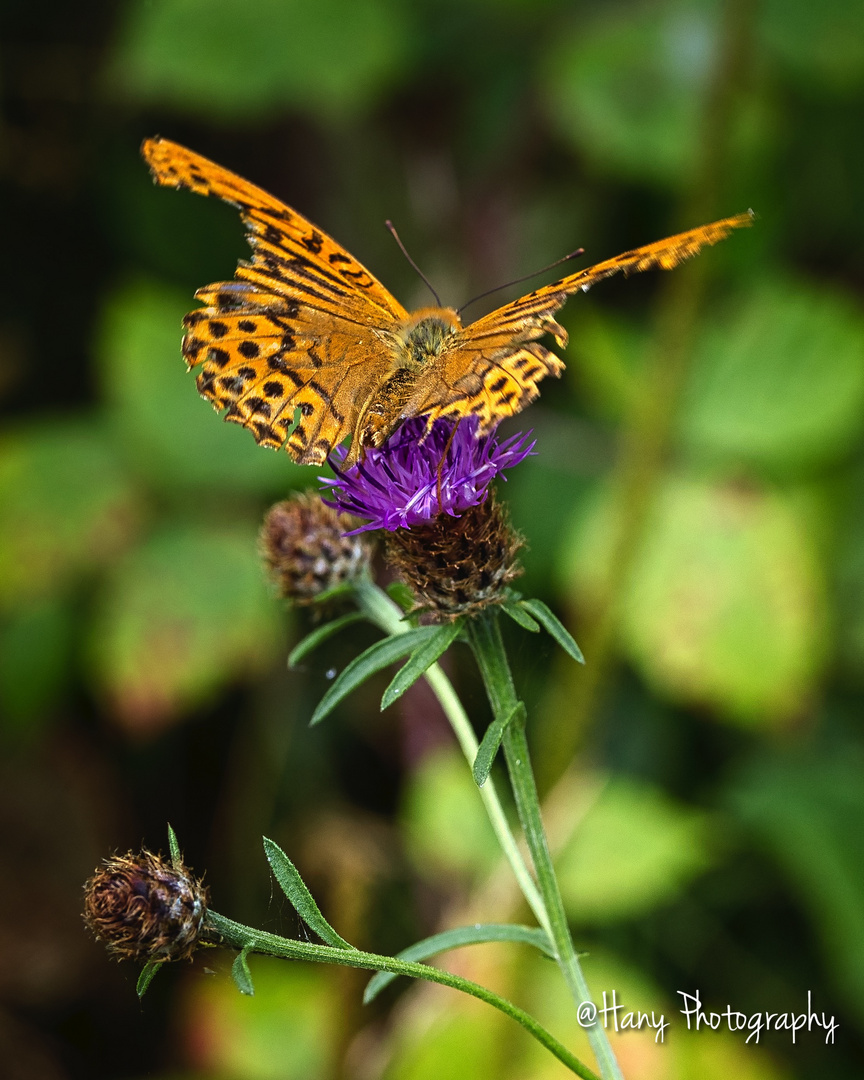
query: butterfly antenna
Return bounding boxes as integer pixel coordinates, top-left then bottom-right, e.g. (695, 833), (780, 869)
(385, 220), (442, 307)
(457, 248), (586, 317)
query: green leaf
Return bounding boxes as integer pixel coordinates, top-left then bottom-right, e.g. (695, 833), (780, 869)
(263, 837), (354, 950)
(288, 612), (366, 668)
(681, 279), (864, 475)
(568, 477), (826, 723)
(231, 946), (255, 996)
(729, 743), (864, 1012)
(110, 0), (412, 121)
(167, 824), (181, 870)
(136, 961), (162, 998)
(0, 420), (138, 611)
(501, 600), (540, 632)
(556, 777), (713, 922)
(380, 621), (462, 710)
(386, 581), (415, 613)
(363, 923), (555, 1003)
(309, 626), (439, 725)
(88, 522), (284, 733)
(473, 702), (526, 788)
(544, 3), (716, 185)
(520, 600), (585, 663)
(311, 581), (356, 605)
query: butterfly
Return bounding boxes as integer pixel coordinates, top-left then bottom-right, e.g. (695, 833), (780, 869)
(142, 137), (753, 467)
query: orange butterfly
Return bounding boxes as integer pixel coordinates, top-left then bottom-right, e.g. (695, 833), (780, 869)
(142, 137), (752, 467)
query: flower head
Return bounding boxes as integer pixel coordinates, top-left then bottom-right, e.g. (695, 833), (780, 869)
(260, 492), (372, 603)
(321, 417), (534, 533)
(83, 850), (207, 963)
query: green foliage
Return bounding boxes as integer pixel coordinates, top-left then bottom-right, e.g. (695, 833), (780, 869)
(473, 701), (525, 787)
(136, 962), (162, 998)
(556, 777), (714, 922)
(263, 837), (354, 949)
(0, 420), (138, 610)
(110, 0), (413, 120)
(308, 625), (439, 725)
(730, 744), (864, 1022)
(88, 523), (283, 729)
(364, 922), (555, 1003)
(402, 748), (500, 881)
(0, 599), (74, 737)
(232, 946), (256, 996)
(681, 279), (864, 474)
(566, 476), (827, 723)
(543, 0), (732, 186)
(287, 611), (366, 667)
(380, 620), (463, 709)
(186, 957), (333, 1080)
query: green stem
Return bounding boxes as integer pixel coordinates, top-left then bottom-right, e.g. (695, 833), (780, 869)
(205, 910), (599, 1080)
(353, 577), (550, 936)
(467, 612), (624, 1080)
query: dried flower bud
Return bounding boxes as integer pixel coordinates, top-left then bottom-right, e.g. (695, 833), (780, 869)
(260, 492), (372, 603)
(83, 850), (207, 963)
(384, 493), (523, 620)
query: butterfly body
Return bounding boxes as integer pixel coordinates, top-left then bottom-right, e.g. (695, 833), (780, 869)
(142, 137), (753, 466)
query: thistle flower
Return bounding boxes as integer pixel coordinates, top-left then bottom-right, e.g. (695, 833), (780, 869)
(83, 850), (207, 963)
(322, 417), (533, 534)
(323, 418), (532, 619)
(260, 491), (372, 603)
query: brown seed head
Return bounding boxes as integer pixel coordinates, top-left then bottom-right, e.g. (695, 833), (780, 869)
(260, 492), (372, 603)
(384, 494), (523, 620)
(83, 850), (207, 963)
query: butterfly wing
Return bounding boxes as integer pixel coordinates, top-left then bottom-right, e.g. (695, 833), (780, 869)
(401, 212), (754, 431)
(142, 137), (408, 465)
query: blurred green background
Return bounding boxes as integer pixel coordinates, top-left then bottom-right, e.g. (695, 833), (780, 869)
(2, 0), (863, 1077)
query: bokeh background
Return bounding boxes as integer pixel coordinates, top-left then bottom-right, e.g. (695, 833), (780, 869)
(2, 0), (864, 1076)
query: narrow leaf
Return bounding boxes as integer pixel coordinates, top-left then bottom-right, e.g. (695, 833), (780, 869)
(364, 923), (555, 1003)
(312, 581), (355, 605)
(520, 599), (585, 663)
(288, 612), (365, 668)
(380, 621), (462, 710)
(167, 823), (181, 870)
(309, 626), (439, 725)
(231, 946), (255, 995)
(386, 581), (415, 612)
(136, 961), (162, 998)
(501, 601), (540, 632)
(263, 837), (354, 950)
(473, 702), (526, 786)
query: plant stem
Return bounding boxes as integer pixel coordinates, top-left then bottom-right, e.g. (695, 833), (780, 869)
(468, 612), (624, 1080)
(354, 577), (550, 936)
(205, 910), (600, 1080)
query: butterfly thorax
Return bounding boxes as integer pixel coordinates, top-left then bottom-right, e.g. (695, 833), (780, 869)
(346, 308), (462, 462)
(391, 307), (462, 369)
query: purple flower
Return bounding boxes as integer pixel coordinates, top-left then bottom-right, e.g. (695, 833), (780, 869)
(321, 417), (534, 533)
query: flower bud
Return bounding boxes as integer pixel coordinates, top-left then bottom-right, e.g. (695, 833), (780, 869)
(83, 850), (207, 963)
(260, 492), (372, 603)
